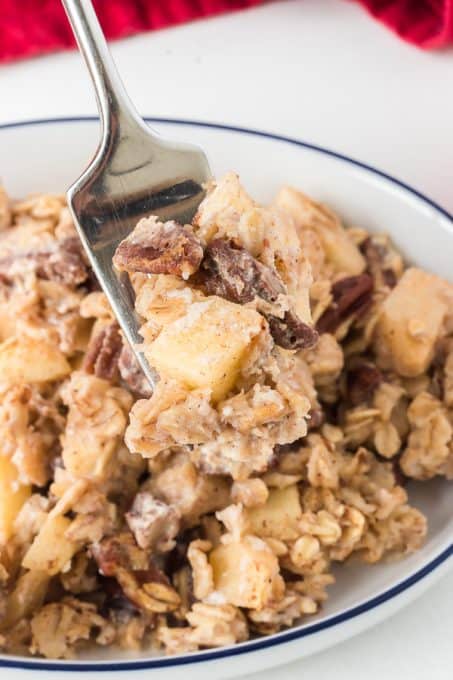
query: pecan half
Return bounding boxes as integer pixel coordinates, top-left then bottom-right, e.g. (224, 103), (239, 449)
(316, 274), (374, 334)
(113, 218), (203, 278)
(92, 532), (180, 614)
(83, 322), (123, 381)
(197, 238), (318, 349)
(346, 362), (382, 406)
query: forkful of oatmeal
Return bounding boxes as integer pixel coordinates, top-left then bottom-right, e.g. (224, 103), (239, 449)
(116, 172), (324, 481)
(113, 173), (319, 403)
(63, 0), (318, 396)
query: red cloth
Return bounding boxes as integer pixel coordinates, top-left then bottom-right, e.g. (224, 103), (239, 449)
(0, 0), (264, 62)
(0, 0), (452, 64)
(355, 0), (453, 48)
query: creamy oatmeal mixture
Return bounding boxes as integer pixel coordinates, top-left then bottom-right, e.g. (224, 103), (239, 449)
(0, 175), (452, 659)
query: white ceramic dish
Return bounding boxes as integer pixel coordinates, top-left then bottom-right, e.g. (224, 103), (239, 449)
(0, 117), (452, 679)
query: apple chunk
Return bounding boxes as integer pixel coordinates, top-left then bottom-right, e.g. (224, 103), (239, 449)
(274, 186), (365, 276)
(246, 485), (302, 540)
(375, 268), (451, 377)
(146, 297), (264, 402)
(22, 514), (79, 576)
(209, 538), (282, 609)
(0, 455), (31, 544)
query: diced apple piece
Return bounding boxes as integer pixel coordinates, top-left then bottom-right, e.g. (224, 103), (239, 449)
(316, 224), (366, 276)
(375, 268), (450, 377)
(146, 297), (264, 402)
(2, 570), (50, 630)
(246, 485), (302, 540)
(0, 336), (71, 383)
(22, 514), (79, 575)
(209, 538), (282, 609)
(274, 187), (365, 275)
(0, 455), (31, 544)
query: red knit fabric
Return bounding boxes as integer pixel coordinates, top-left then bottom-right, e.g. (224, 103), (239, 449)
(0, 0), (264, 62)
(0, 0), (452, 63)
(354, 0), (453, 48)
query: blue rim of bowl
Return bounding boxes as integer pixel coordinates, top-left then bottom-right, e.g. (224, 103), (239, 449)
(0, 116), (451, 672)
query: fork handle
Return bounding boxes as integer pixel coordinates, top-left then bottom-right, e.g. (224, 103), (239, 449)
(62, 0), (144, 137)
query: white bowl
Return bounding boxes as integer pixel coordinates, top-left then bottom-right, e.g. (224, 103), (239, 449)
(0, 117), (452, 679)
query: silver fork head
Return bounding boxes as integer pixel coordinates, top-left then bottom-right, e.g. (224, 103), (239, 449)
(68, 120), (211, 389)
(63, 0), (211, 389)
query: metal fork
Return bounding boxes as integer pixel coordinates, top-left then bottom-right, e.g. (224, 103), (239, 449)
(62, 0), (211, 389)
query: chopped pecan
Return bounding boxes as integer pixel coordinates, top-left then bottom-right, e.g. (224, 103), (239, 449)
(316, 274), (374, 334)
(35, 237), (89, 287)
(361, 237), (397, 289)
(92, 532), (180, 614)
(267, 311), (318, 350)
(360, 237), (385, 264)
(197, 238), (317, 349)
(125, 492), (180, 552)
(0, 237), (89, 287)
(113, 218), (203, 278)
(118, 344), (152, 398)
(83, 322), (123, 381)
(198, 238), (285, 304)
(91, 531), (154, 577)
(347, 362), (382, 406)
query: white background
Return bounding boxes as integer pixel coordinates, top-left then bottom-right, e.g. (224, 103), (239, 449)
(0, 0), (452, 677)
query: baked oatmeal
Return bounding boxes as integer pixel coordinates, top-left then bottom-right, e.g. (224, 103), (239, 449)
(0, 174), (452, 659)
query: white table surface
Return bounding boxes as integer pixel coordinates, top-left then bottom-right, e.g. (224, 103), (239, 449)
(0, 0), (452, 677)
